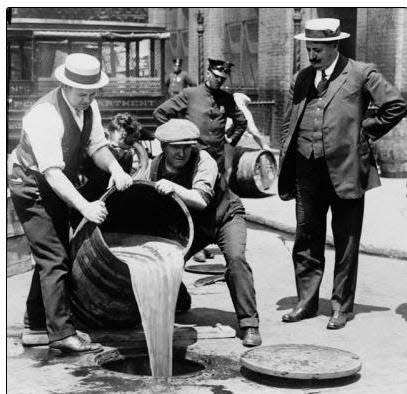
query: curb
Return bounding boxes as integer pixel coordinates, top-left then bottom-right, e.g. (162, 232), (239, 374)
(245, 213), (407, 261)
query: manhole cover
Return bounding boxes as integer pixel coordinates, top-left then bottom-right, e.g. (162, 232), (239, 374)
(240, 344), (361, 380)
(100, 353), (205, 377)
(185, 263), (226, 275)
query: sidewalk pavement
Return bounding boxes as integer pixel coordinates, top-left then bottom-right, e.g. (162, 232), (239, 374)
(242, 174), (407, 260)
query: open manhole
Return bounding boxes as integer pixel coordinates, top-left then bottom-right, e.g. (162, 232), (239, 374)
(97, 351), (205, 378)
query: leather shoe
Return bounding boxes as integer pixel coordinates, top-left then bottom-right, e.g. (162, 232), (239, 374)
(327, 311), (351, 329)
(282, 307), (317, 323)
(49, 334), (103, 354)
(242, 327), (262, 347)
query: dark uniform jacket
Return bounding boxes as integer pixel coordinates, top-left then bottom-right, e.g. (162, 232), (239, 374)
(278, 54), (406, 201)
(153, 84), (247, 167)
(166, 70), (196, 97)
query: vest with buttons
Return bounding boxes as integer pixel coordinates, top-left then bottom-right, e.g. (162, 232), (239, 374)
(296, 82), (329, 159)
(150, 147), (245, 237)
(15, 87), (93, 184)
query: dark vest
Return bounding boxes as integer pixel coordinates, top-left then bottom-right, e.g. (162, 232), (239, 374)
(15, 87), (93, 184)
(150, 148), (244, 237)
(296, 84), (328, 159)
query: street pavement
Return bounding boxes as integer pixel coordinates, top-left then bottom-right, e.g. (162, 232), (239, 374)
(6, 211), (407, 393)
(5, 134), (407, 392)
(239, 131), (407, 260)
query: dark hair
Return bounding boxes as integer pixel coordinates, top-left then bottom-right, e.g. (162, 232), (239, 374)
(108, 113), (142, 143)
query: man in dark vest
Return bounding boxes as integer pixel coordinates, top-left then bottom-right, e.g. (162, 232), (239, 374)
(155, 58), (248, 263)
(278, 18), (406, 329)
(165, 58), (196, 97)
(145, 119), (261, 347)
(8, 53), (133, 353)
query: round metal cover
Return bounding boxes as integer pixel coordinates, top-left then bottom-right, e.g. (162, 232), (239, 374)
(240, 344), (361, 380)
(185, 263), (226, 275)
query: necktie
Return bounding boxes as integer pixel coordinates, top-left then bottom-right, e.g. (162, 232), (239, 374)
(316, 70), (328, 94)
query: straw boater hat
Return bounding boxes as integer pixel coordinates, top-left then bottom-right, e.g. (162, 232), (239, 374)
(155, 119), (200, 145)
(55, 53), (109, 89)
(295, 18), (350, 41)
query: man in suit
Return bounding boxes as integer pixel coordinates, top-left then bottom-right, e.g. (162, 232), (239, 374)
(278, 18), (406, 329)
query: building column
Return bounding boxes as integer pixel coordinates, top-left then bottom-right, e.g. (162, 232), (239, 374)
(257, 8), (293, 141)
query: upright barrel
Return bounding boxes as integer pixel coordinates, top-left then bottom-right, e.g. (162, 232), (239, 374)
(230, 147), (278, 197)
(70, 181), (193, 329)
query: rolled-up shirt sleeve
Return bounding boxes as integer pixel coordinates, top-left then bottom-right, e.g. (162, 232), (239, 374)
(192, 150), (218, 204)
(22, 103), (65, 173)
(87, 100), (109, 156)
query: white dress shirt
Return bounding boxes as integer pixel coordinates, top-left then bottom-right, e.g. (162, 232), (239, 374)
(12, 89), (108, 173)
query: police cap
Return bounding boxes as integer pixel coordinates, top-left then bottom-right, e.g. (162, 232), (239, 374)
(155, 119), (200, 145)
(208, 58), (234, 78)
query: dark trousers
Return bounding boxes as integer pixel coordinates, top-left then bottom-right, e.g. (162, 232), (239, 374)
(293, 153), (364, 313)
(186, 214), (259, 329)
(9, 165), (76, 342)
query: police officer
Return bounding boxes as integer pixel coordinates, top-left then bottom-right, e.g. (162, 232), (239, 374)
(165, 58), (196, 97)
(8, 53), (133, 353)
(154, 58), (247, 175)
(146, 119), (262, 347)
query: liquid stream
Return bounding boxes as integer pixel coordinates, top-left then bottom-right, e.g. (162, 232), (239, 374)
(104, 233), (185, 377)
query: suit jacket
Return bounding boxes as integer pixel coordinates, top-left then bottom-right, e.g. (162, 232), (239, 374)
(278, 54), (406, 200)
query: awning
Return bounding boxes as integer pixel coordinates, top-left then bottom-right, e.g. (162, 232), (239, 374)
(32, 31), (170, 40)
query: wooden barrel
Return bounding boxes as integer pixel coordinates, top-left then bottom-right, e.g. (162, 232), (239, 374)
(231, 147), (278, 197)
(69, 181), (193, 329)
(375, 117), (407, 178)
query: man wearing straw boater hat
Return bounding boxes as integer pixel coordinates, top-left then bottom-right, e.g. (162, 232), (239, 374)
(278, 18), (406, 329)
(145, 119), (262, 347)
(8, 53), (133, 353)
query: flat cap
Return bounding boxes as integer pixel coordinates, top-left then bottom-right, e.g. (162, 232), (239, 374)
(155, 119), (200, 145)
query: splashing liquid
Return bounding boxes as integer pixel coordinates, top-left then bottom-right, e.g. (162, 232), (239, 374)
(104, 233), (185, 377)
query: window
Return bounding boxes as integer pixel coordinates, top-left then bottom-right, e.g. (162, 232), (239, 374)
(225, 19), (258, 88)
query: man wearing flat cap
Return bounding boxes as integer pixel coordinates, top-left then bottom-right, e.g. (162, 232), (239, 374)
(8, 53), (133, 353)
(279, 18), (406, 329)
(143, 119), (261, 347)
(166, 58), (196, 98)
(154, 58), (247, 175)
